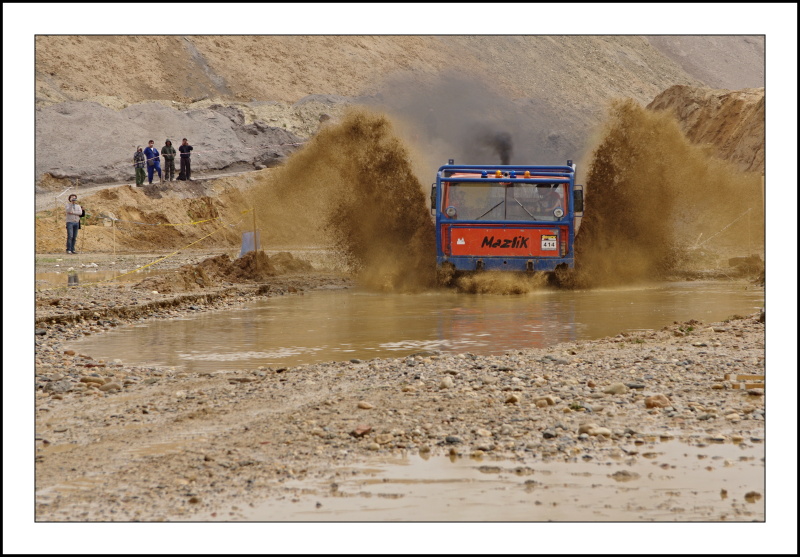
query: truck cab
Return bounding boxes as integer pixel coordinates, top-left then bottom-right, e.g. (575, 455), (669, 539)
(432, 161), (583, 279)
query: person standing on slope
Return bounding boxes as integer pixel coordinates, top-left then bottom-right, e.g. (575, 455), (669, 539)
(65, 193), (83, 254)
(161, 139), (176, 182)
(144, 140), (162, 184)
(178, 137), (193, 181)
(133, 146), (146, 187)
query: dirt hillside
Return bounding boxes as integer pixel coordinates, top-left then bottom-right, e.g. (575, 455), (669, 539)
(34, 36), (764, 186)
(647, 85), (765, 173)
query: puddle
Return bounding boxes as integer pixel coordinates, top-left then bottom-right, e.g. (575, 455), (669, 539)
(35, 269), (166, 289)
(194, 440), (763, 521)
(69, 281), (764, 373)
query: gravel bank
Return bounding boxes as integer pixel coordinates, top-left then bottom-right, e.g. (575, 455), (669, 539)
(33, 266), (766, 521)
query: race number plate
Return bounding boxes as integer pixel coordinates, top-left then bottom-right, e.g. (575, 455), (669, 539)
(541, 234), (557, 251)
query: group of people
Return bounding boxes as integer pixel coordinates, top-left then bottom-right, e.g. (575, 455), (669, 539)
(134, 138), (193, 186)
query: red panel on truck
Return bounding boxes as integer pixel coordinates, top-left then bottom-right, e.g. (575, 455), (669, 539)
(449, 227), (561, 257)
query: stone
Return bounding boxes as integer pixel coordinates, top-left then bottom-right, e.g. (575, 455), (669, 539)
(439, 376), (454, 389)
(99, 382), (121, 392)
(44, 380), (73, 394)
(610, 470), (640, 482)
(445, 436), (462, 444)
(591, 427), (612, 437)
(80, 376), (105, 385)
(505, 394), (520, 404)
(357, 401), (374, 410)
(542, 429), (557, 439)
(475, 429), (492, 437)
(350, 425), (372, 438)
(367, 443), (380, 451)
(645, 394), (671, 408)
(375, 434), (393, 445)
(535, 399), (549, 408)
(603, 383), (628, 395)
(578, 423), (599, 435)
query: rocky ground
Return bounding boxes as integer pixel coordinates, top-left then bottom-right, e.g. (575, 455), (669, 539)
(32, 254), (767, 522)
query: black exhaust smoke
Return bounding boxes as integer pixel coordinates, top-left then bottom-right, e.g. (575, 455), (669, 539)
(485, 131), (513, 165)
(466, 127), (513, 165)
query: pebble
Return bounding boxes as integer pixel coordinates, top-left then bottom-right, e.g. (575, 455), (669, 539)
(439, 376), (454, 389)
(357, 401), (374, 410)
(99, 383), (121, 392)
(603, 383), (628, 395)
(505, 394), (520, 404)
(645, 394), (671, 408)
(610, 470), (640, 481)
(350, 425), (372, 438)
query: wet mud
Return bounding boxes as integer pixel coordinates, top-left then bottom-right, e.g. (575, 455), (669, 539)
(248, 109), (436, 292)
(566, 100), (765, 288)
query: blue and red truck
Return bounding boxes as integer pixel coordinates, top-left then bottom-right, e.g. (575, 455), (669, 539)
(431, 160), (584, 282)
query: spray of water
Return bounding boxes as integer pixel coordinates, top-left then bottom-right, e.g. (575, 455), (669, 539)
(564, 99), (764, 288)
(247, 108), (436, 291)
(246, 98), (762, 295)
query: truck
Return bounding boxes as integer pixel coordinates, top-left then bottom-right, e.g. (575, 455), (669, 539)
(431, 160), (584, 283)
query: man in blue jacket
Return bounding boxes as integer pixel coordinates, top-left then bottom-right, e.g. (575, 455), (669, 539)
(144, 140), (162, 184)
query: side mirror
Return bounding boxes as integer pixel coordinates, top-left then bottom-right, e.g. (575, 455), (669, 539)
(574, 186), (584, 214)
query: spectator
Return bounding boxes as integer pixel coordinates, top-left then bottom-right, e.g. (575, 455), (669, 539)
(144, 140), (162, 184)
(161, 139), (176, 182)
(133, 146), (146, 187)
(178, 138), (193, 181)
(65, 193), (83, 254)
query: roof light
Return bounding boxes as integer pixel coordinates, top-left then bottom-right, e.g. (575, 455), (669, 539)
(481, 171), (488, 178)
(510, 171), (516, 178)
(495, 170), (502, 178)
(524, 171), (531, 178)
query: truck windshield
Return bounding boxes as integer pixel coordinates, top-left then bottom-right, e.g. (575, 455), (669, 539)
(443, 182), (566, 222)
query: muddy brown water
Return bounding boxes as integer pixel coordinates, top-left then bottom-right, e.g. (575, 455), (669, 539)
(190, 438), (763, 522)
(68, 280), (763, 373)
(35, 269), (165, 289)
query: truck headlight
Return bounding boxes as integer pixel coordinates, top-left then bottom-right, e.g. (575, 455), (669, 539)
(554, 208), (564, 218)
(445, 206), (457, 218)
